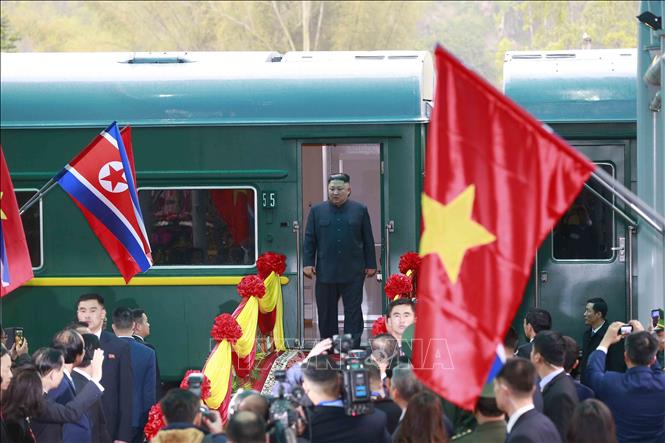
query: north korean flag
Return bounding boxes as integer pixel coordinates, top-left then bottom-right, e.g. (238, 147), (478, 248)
(57, 122), (152, 282)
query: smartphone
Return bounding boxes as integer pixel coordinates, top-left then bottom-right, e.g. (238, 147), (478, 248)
(619, 324), (633, 335)
(15, 328), (24, 347)
(652, 309), (662, 328)
(4, 327), (23, 350)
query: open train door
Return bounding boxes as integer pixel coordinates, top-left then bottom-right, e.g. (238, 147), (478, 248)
(534, 142), (635, 343)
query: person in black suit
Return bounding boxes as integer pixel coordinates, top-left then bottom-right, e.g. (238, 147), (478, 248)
(515, 308), (551, 359)
(132, 308), (162, 400)
(302, 355), (390, 443)
(73, 334), (112, 443)
(531, 330), (579, 440)
(494, 358), (561, 443)
(562, 336), (595, 401)
(367, 363), (401, 434)
(76, 293), (133, 443)
(112, 307), (157, 443)
(580, 297), (626, 385)
(585, 321), (665, 443)
(303, 173), (377, 348)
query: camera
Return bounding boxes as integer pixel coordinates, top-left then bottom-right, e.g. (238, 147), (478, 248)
(333, 334), (374, 417)
(619, 324), (633, 335)
(186, 372), (217, 423)
(266, 370), (305, 442)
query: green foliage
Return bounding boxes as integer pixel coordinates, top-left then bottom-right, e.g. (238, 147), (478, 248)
(1, 14), (20, 51)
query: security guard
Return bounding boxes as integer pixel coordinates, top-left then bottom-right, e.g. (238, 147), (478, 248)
(452, 382), (507, 442)
(303, 173), (377, 348)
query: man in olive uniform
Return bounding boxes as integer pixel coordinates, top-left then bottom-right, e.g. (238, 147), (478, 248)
(452, 382), (507, 442)
(304, 173), (377, 348)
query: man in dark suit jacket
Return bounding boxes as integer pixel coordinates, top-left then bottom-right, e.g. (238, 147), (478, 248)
(77, 293), (134, 443)
(495, 358), (561, 443)
(303, 173), (377, 348)
(515, 308), (552, 359)
(132, 308), (162, 400)
(586, 321), (665, 443)
(580, 297), (626, 385)
(113, 307), (157, 443)
(531, 331), (579, 440)
(562, 335), (595, 401)
(302, 355), (390, 443)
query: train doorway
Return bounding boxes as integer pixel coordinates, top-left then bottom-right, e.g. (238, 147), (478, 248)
(534, 142), (634, 344)
(300, 143), (383, 346)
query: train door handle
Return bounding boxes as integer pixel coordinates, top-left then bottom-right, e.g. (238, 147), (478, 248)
(611, 237), (626, 262)
(540, 271), (548, 284)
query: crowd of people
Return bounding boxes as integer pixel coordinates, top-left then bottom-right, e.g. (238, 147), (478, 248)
(1, 294), (664, 443)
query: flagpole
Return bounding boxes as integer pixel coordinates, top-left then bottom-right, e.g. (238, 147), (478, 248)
(19, 177), (59, 215)
(590, 167), (665, 236)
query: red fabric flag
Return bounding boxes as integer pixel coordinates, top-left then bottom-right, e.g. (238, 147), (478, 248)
(413, 46), (595, 410)
(1, 146), (34, 297)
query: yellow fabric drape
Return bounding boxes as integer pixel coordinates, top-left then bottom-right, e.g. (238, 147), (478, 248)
(259, 271), (287, 351)
(203, 340), (232, 410)
(233, 296), (258, 358)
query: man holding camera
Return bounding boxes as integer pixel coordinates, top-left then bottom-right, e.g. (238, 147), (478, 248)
(301, 355), (390, 443)
(152, 388), (225, 443)
(304, 173), (377, 349)
(585, 320), (665, 443)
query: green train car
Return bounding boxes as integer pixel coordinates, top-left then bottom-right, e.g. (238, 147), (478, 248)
(0, 51), (433, 379)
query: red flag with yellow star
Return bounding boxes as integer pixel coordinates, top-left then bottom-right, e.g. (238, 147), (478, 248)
(1, 146), (34, 297)
(413, 46), (595, 410)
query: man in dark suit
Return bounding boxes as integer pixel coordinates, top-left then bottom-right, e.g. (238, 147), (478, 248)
(73, 333), (112, 443)
(302, 355), (390, 443)
(132, 308), (162, 400)
(562, 336), (595, 401)
(494, 358), (561, 443)
(531, 330), (579, 440)
(586, 320), (665, 443)
(515, 308), (552, 359)
(112, 307), (157, 443)
(580, 297), (626, 385)
(77, 293), (133, 443)
(304, 172), (377, 348)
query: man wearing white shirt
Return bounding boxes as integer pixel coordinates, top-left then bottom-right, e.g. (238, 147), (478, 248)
(531, 330), (578, 440)
(580, 297), (626, 385)
(494, 358), (561, 443)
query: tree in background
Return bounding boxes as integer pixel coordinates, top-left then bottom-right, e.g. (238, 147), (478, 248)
(1, 14), (21, 51)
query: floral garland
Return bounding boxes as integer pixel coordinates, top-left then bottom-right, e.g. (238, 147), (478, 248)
(371, 316), (388, 336)
(256, 252), (287, 279)
(237, 275), (266, 298)
(399, 251), (421, 276)
(179, 370), (212, 400)
(144, 403), (165, 441)
(210, 313), (243, 344)
(384, 274), (413, 301)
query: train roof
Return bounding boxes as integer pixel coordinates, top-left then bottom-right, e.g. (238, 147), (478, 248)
(503, 49), (636, 123)
(0, 51), (433, 128)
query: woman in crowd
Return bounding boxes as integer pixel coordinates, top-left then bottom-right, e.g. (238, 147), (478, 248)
(1, 367), (44, 443)
(567, 399), (617, 443)
(393, 390), (448, 443)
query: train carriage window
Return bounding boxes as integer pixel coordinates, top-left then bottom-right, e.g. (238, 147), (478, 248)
(552, 163), (615, 261)
(15, 190), (43, 269)
(138, 187), (257, 267)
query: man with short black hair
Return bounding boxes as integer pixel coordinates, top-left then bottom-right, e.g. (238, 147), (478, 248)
(515, 308), (551, 359)
(303, 173), (377, 348)
(76, 293), (133, 443)
(580, 297), (625, 385)
(561, 336), (594, 401)
(530, 331), (578, 440)
(226, 411), (267, 443)
(385, 299), (415, 353)
(452, 382), (506, 443)
(586, 321), (665, 443)
(302, 355), (390, 443)
(152, 388), (224, 443)
(132, 308), (162, 399)
(112, 306), (156, 443)
(493, 359), (561, 443)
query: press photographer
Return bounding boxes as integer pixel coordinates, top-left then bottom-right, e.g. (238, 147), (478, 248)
(150, 388), (224, 443)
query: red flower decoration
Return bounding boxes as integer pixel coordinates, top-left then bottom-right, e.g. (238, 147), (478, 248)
(384, 274), (413, 300)
(144, 403), (165, 441)
(371, 317), (388, 336)
(179, 370), (212, 400)
(399, 252), (422, 276)
(237, 275), (266, 298)
(257, 252), (287, 279)
(210, 313), (243, 343)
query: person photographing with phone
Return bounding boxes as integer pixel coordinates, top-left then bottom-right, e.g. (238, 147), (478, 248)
(1, 325), (30, 368)
(585, 320), (665, 443)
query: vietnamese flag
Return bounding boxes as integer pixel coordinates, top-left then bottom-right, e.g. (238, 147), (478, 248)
(413, 46), (595, 410)
(1, 146), (34, 297)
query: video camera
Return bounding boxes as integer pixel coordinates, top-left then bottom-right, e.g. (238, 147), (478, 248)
(186, 372), (217, 423)
(266, 370), (305, 443)
(332, 334), (374, 416)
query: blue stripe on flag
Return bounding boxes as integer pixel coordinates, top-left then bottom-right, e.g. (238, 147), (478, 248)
(57, 170), (151, 271)
(104, 123), (143, 220)
(1, 230), (10, 287)
(485, 344), (506, 383)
